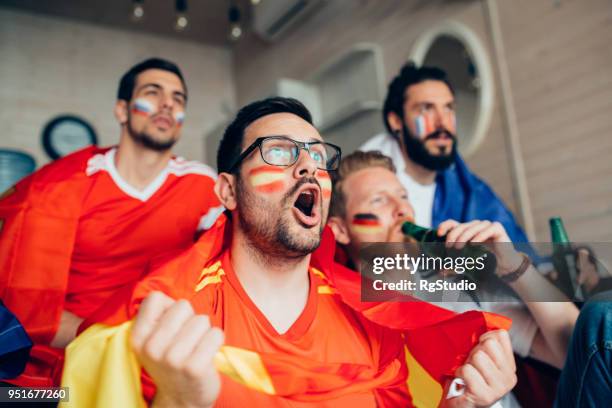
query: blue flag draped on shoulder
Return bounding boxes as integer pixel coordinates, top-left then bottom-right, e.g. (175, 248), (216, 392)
(433, 154), (529, 243)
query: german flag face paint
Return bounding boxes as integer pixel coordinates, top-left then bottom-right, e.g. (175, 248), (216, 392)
(316, 170), (332, 200)
(132, 98), (156, 117)
(351, 213), (384, 235)
(248, 165), (286, 193)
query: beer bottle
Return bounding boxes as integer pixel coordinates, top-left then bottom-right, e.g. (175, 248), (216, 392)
(401, 221), (495, 278)
(401, 221), (445, 243)
(550, 217), (583, 301)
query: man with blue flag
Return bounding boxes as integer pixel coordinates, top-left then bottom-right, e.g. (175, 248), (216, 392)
(361, 62), (529, 243)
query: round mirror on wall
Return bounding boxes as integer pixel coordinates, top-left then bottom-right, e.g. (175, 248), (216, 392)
(410, 21), (494, 157)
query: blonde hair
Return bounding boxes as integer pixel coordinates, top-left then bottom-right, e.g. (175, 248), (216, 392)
(330, 150), (396, 218)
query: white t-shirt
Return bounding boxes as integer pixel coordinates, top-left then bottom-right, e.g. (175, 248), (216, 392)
(360, 133), (436, 228)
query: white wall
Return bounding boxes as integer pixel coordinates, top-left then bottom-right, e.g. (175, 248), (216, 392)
(0, 8), (236, 168)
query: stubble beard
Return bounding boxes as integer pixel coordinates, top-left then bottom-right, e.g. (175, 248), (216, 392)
(236, 176), (324, 260)
(127, 113), (177, 152)
(400, 121), (457, 171)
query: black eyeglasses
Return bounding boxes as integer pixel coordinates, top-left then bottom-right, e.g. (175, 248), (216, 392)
(229, 136), (342, 172)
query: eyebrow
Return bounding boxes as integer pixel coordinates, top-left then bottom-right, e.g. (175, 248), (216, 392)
(135, 83), (188, 101)
(259, 135), (324, 144)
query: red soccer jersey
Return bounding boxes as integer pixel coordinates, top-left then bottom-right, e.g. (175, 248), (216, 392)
(183, 250), (410, 407)
(66, 148), (222, 317)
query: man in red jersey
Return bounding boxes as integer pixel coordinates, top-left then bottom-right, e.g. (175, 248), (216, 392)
(62, 97), (516, 408)
(0, 58), (222, 386)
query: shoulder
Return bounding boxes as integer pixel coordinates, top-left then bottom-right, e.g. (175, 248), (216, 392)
(168, 157), (217, 181)
(359, 132), (397, 155)
(35, 146), (111, 183)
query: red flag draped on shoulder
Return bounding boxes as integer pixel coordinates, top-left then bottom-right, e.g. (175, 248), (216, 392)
(311, 227), (511, 385)
(0, 146), (105, 386)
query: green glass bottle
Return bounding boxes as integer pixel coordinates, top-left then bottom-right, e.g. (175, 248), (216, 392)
(550, 217), (583, 301)
(401, 221), (495, 279)
(401, 222), (446, 243)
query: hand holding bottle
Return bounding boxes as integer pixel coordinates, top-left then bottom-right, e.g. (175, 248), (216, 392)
(436, 219), (524, 277)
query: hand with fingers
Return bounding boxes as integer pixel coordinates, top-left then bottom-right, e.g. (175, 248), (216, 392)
(442, 329), (517, 408)
(437, 219), (525, 277)
(130, 291), (224, 408)
(576, 247), (600, 293)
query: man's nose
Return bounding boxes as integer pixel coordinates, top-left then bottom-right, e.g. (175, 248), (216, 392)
(394, 198), (415, 221)
(160, 93), (175, 111)
(293, 148), (318, 178)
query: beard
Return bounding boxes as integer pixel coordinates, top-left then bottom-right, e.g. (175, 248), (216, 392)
(127, 113), (177, 152)
(400, 121), (457, 171)
(236, 176), (324, 259)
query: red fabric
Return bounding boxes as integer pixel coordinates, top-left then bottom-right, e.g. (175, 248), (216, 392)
(84, 214), (511, 405)
(0, 146), (220, 386)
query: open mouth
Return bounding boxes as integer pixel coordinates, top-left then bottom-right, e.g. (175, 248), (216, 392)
(292, 186), (320, 227)
(294, 190), (315, 216)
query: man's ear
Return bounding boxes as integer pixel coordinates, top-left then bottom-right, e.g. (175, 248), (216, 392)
(328, 216), (351, 245)
(215, 173), (238, 210)
(114, 100), (129, 125)
(386, 111), (403, 134)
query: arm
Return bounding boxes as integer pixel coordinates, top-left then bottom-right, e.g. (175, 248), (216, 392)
(438, 220), (579, 369)
(130, 291), (224, 408)
(50, 310), (84, 348)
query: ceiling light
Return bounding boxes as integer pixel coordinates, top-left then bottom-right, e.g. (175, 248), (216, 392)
(228, 5), (242, 41)
(131, 0), (144, 22)
(174, 0), (189, 31)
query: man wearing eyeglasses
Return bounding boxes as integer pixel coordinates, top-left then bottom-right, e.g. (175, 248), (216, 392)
(62, 97), (515, 407)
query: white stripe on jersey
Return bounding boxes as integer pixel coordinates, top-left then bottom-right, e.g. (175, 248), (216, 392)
(197, 205), (225, 231)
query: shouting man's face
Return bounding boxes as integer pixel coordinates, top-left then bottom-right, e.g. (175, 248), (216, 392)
(226, 113), (334, 258)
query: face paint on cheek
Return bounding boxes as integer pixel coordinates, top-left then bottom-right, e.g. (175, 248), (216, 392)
(351, 213), (384, 235)
(316, 170), (332, 199)
(174, 111), (185, 127)
(248, 165), (286, 193)
(414, 114), (435, 139)
(132, 98), (156, 117)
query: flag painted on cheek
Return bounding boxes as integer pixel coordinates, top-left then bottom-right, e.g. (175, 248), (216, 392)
(174, 111), (185, 127)
(414, 114), (435, 139)
(131, 98), (156, 117)
(248, 166), (285, 193)
(316, 170), (332, 199)
(351, 213), (384, 235)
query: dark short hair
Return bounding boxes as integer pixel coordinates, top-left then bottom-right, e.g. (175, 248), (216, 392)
(382, 61), (454, 134)
(117, 58), (187, 102)
(217, 97), (313, 174)
(330, 150), (396, 218)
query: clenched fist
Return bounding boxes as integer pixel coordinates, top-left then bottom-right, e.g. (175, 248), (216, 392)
(443, 329), (517, 407)
(130, 291), (224, 408)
